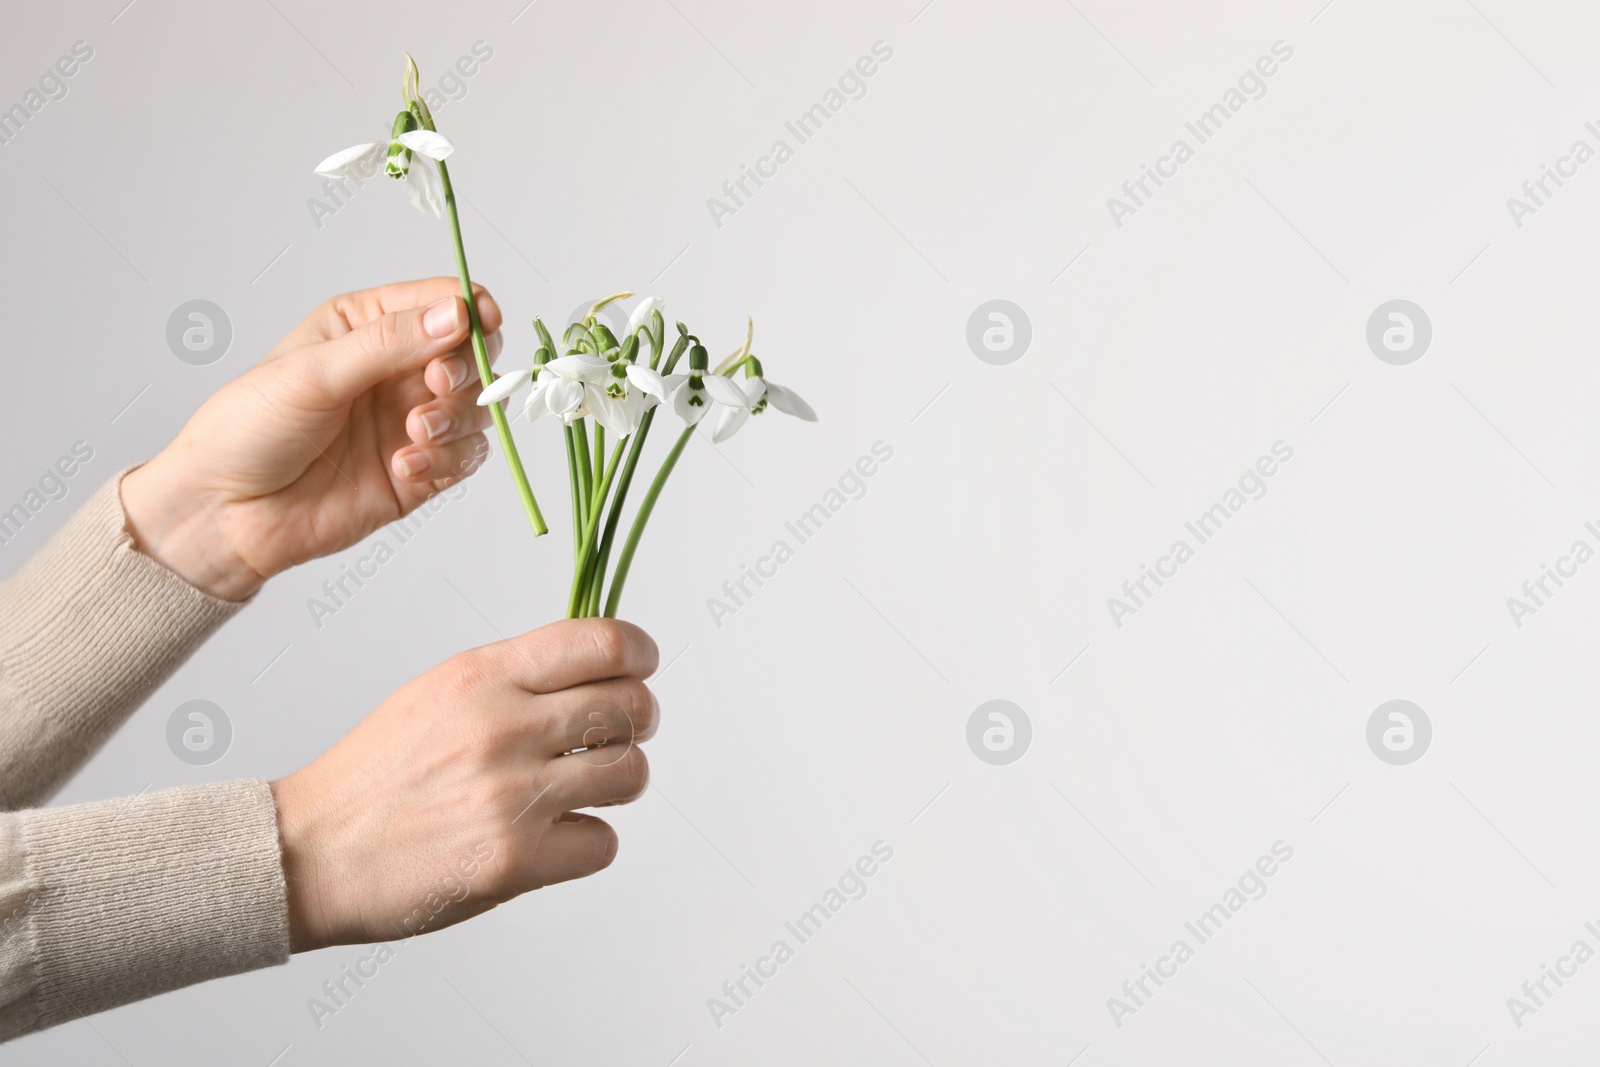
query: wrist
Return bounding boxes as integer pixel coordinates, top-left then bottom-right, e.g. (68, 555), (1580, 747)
(270, 774), (335, 954)
(120, 454), (265, 602)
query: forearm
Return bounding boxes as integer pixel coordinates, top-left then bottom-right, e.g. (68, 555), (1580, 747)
(0, 468), (246, 809)
(0, 780), (289, 1040)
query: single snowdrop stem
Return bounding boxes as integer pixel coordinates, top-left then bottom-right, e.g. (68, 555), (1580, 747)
(573, 414), (593, 504)
(564, 421), (582, 559)
(433, 139), (546, 535)
(603, 425), (694, 619)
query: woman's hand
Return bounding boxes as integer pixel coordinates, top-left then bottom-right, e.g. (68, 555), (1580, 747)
(121, 277), (503, 601)
(269, 618), (659, 951)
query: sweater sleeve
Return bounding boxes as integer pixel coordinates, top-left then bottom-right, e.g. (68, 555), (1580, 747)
(0, 780), (290, 1039)
(0, 468), (243, 809)
(0, 468), (291, 1039)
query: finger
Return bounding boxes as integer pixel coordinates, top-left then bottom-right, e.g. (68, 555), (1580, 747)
(295, 295), (477, 401)
(531, 677), (660, 757)
(426, 331), (503, 397)
(479, 619), (660, 694)
(540, 743), (649, 812)
(513, 813), (618, 889)
(392, 432), (489, 487)
(267, 279), (502, 362)
(405, 391), (493, 447)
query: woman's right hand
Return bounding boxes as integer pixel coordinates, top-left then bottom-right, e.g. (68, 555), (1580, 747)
(269, 618), (659, 951)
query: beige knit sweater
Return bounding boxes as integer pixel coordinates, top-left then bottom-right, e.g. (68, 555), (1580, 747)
(0, 471), (288, 1040)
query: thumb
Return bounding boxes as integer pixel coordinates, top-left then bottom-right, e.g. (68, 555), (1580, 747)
(293, 295), (472, 400)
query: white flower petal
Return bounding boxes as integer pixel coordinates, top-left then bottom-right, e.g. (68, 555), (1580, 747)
(396, 129), (455, 161)
(623, 391), (654, 433)
(523, 381), (552, 422)
(741, 377), (767, 404)
(546, 353), (612, 383)
(701, 373), (750, 408)
(314, 143), (386, 179)
(560, 386), (593, 423)
(477, 368), (531, 405)
(588, 392), (626, 436)
(626, 364), (670, 403)
(712, 403), (751, 443)
(672, 384), (711, 425)
(404, 159), (445, 218)
(626, 296), (665, 337)
(593, 391), (652, 437)
(764, 381), (818, 421)
(544, 378), (586, 416)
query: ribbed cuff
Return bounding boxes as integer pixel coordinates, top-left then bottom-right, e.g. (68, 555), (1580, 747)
(0, 468), (247, 809)
(0, 779), (290, 1039)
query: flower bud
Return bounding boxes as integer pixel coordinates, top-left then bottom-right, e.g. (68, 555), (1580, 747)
(534, 345), (554, 367)
(592, 323), (620, 352)
(533, 317), (556, 354)
(402, 53), (436, 131)
(403, 53), (421, 104)
(662, 330), (690, 373)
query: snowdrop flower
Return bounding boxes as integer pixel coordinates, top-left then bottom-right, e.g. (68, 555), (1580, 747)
(476, 352), (592, 423)
(527, 353), (610, 424)
(711, 357), (818, 443)
(627, 342), (747, 427)
(588, 378), (656, 437)
(581, 342), (656, 438)
(314, 114), (455, 219)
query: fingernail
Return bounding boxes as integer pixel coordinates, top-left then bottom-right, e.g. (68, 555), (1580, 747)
(421, 409), (451, 441)
(422, 297), (461, 339)
(441, 357), (470, 392)
(397, 450), (431, 477)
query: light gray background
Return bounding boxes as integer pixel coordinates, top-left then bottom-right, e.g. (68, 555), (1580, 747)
(1, 0), (1596, 1063)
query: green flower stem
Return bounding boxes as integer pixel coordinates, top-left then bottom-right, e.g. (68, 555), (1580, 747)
(592, 425), (606, 510)
(603, 424), (694, 618)
(573, 417), (593, 500)
(576, 548), (602, 618)
(564, 423), (582, 561)
(567, 441), (628, 618)
(586, 557), (603, 617)
(590, 407), (657, 616)
(436, 160), (546, 537)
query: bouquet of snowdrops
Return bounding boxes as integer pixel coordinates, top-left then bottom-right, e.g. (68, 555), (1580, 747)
(315, 55), (816, 618)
